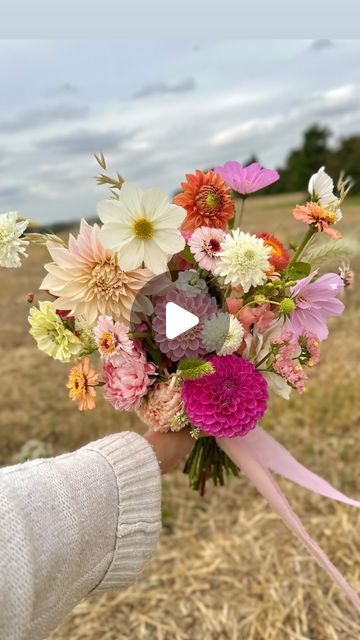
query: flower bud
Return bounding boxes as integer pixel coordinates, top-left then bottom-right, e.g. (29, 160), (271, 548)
(279, 297), (296, 315)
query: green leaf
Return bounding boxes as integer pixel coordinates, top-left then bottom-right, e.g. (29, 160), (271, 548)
(180, 244), (195, 265)
(178, 358), (214, 380)
(286, 261), (312, 281)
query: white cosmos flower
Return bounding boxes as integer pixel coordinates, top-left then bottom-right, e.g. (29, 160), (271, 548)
(0, 212), (29, 268)
(201, 311), (244, 356)
(308, 167), (341, 210)
(215, 229), (271, 292)
(97, 182), (186, 275)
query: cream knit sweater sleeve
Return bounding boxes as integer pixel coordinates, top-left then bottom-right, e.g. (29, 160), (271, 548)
(0, 431), (161, 640)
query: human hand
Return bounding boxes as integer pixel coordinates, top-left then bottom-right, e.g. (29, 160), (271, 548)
(144, 427), (194, 474)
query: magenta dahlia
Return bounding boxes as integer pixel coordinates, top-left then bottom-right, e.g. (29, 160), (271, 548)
(182, 355), (268, 438)
(153, 289), (217, 361)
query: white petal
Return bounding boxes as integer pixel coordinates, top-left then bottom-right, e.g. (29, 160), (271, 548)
(117, 238), (144, 271)
(154, 203), (187, 228)
(97, 199), (132, 224)
(153, 229), (185, 254)
(143, 242), (168, 274)
(120, 182), (144, 218)
(142, 187), (168, 218)
(99, 224), (133, 251)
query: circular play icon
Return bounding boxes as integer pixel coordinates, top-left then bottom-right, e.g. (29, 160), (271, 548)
(129, 270), (231, 360)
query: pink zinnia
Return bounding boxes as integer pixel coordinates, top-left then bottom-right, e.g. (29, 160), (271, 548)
(188, 226), (226, 273)
(286, 271), (344, 340)
(102, 354), (156, 412)
(182, 355), (268, 438)
(94, 315), (134, 365)
(214, 161), (279, 196)
(153, 289), (217, 361)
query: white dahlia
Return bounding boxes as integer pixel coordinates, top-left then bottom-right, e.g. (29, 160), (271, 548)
(97, 182), (186, 275)
(201, 311), (244, 356)
(0, 212), (29, 268)
(215, 229), (271, 292)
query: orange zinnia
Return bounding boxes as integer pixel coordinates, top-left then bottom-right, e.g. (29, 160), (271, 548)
(174, 170), (234, 232)
(256, 233), (290, 272)
(67, 357), (98, 411)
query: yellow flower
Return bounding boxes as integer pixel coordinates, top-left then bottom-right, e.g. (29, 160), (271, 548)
(28, 301), (82, 362)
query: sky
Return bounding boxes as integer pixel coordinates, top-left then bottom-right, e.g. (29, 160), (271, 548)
(0, 39), (359, 225)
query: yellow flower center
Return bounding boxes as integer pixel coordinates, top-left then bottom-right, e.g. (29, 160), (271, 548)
(133, 217), (154, 240)
(99, 331), (116, 354)
(68, 370), (87, 400)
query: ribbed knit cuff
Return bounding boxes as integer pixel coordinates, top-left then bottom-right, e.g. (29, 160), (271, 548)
(83, 431), (162, 592)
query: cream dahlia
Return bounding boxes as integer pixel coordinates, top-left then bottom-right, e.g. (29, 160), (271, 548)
(40, 219), (153, 326)
(97, 182), (186, 274)
(215, 229), (271, 292)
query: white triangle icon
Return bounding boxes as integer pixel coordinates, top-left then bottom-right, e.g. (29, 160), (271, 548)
(165, 302), (199, 340)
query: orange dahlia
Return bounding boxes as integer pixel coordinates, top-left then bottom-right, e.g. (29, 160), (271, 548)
(256, 233), (290, 272)
(67, 357), (98, 411)
(173, 170), (234, 232)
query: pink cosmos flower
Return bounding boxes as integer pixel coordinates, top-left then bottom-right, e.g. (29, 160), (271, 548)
(286, 271), (344, 340)
(94, 315), (134, 365)
(214, 161), (279, 196)
(102, 353), (156, 411)
(188, 226), (226, 273)
(182, 354), (268, 438)
(153, 289), (218, 361)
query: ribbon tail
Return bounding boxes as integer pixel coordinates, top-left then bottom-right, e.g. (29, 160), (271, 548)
(242, 427), (360, 507)
(218, 437), (360, 613)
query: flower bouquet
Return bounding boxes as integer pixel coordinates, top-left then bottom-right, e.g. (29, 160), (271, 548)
(2, 157), (360, 611)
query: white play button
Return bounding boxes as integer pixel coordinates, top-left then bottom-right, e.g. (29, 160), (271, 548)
(165, 302), (199, 340)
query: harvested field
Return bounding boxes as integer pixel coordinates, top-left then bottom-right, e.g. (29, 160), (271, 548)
(1, 193), (359, 639)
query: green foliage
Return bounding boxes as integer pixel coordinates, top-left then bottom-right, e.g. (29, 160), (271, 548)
(258, 124), (360, 195)
(303, 237), (358, 267)
(178, 358), (214, 380)
(180, 244), (195, 265)
(286, 261), (312, 280)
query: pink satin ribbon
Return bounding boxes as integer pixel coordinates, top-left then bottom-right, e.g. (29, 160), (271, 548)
(217, 427), (360, 612)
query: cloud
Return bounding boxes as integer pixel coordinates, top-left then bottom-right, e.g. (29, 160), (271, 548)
(133, 77), (196, 99)
(48, 82), (79, 96)
(0, 103), (89, 133)
(0, 185), (27, 201)
(310, 39), (334, 52)
(37, 128), (136, 155)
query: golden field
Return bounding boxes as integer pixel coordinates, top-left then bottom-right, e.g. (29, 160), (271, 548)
(0, 193), (360, 639)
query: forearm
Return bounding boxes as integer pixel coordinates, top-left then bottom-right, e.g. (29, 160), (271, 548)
(0, 431), (161, 640)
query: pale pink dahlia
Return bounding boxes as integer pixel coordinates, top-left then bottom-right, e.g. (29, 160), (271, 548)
(153, 289), (218, 361)
(182, 355), (268, 438)
(102, 355), (156, 411)
(188, 226), (226, 273)
(137, 378), (185, 432)
(94, 315), (134, 365)
(40, 219), (153, 326)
